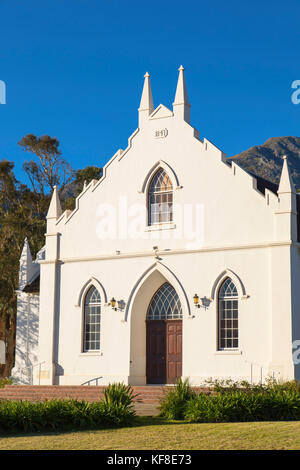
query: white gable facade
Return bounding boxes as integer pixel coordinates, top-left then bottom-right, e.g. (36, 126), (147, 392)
(14, 67), (300, 386)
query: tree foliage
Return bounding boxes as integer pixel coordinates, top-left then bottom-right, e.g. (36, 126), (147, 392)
(0, 159), (49, 376)
(0, 134), (102, 377)
(62, 166), (102, 211)
(19, 134), (73, 194)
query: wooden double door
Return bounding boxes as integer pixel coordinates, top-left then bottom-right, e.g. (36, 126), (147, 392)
(146, 320), (182, 384)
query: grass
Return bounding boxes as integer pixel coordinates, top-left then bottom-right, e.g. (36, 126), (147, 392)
(0, 417), (300, 450)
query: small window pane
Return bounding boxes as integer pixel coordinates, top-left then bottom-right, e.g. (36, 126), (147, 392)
(148, 169), (173, 225)
(84, 286), (101, 352)
(147, 283), (182, 320)
(218, 278), (239, 350)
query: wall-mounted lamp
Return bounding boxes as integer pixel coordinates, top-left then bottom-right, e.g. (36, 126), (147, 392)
(193, 294), (211, 310)
(193, 294), (200, 307)
(110, 298), (126, 311)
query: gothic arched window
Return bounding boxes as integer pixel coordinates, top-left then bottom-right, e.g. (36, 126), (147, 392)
(147, 283), (182, 320)
(218, 278), (238, 349)
(84, 286), (101, 351)
(148, 168), (173, 225)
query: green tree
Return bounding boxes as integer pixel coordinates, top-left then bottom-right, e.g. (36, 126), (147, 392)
(0, 160), (47, 376)
(19, 134), (73, 194)
(63, 166), (102, 210)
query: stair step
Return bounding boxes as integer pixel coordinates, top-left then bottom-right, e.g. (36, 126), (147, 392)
(0, 385), (211, 407)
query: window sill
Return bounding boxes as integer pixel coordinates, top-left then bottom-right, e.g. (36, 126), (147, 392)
(145, 223), (176, 232)
(214, 350), (242, 356)
(79, 352), (103, 357)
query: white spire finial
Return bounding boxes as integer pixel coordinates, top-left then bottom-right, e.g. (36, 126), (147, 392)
(278, 155), (296, 194)
(173, 65), (190, 123)
(47, 185), (62, 220)
(138, 71), (154, 127)
(19, 238), (33, 290)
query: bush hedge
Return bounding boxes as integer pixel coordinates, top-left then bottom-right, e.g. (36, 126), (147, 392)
(185, 390), (300, 423)
(0, 383), (137, 433)
(159, 379), (300, 423)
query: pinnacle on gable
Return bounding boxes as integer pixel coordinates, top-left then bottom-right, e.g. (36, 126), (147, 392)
(138, 72), (154, 113)
(173, 65), (190, 123)
(278, 155), (296, 194)
(47, 186), (62, 220)
(20, 237), (33, 264)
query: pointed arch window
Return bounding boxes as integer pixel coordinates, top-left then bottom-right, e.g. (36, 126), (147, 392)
(84, 286), (101, 352)
(218, 278), (238, 350)
(147, 283), (182, 320)
(148, 168), (173, 225)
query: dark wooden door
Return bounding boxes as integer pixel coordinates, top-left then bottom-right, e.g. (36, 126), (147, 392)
(146, 320), (166, 384)
(166, 320), (182, 383)
(146, 320), (182, 384)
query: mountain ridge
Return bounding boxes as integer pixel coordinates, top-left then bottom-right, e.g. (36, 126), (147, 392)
(229, 136), (300, 190)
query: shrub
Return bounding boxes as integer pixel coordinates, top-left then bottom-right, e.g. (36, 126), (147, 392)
(103, 383), (139, 409)
(159, 378), (196, 420)
(204, 377), (300, 395)
(100, 383), (139, 426)
(0, 383), (138, 433)
(184, 390), (300, 423)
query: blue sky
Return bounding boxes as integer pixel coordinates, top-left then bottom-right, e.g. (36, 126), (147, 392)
(0, 0), (299, 185)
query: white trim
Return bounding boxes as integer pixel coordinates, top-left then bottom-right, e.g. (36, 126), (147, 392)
(138, 160), (181, 194)
(39, 240), (295, 265)
(210, 269), (248, 301)
(124, 260), (191, 322)
(79, 352), (102, 357)
(145, 223), (176, 232)
(75, 277), (107, 307)
(214, 350), (242, 356)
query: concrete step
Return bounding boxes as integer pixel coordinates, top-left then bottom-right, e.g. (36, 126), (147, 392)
(134, 404), (160, 417)
(0, 385), (210, 407)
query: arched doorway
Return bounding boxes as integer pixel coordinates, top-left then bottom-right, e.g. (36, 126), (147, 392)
(146, 282), (182, 384)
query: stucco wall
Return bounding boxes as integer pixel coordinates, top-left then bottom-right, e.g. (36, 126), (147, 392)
(12, 292), (39, 384)
(36, 246), (285, 385)
(36, 74), (299, 385)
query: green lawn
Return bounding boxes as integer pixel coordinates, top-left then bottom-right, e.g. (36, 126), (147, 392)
(0, 417), (300, 450)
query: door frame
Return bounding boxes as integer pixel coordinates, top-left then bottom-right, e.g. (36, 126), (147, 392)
(146, 319), (182, 384)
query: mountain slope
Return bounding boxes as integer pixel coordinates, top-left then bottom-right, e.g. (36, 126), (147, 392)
(229, 136), (300, 190)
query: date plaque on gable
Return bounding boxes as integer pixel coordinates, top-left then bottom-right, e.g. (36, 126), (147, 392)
(154, 128), (168, 139)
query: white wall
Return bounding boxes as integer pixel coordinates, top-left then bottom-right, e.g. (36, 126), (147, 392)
(36, 81), (299, 385)
(12, 292), (39, 384)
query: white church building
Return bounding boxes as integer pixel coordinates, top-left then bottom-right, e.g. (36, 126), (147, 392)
(12, 66), (300, 386)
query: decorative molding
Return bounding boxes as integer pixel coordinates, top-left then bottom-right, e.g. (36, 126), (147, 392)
(138, 160), (181, 194)
(75, 277), (108, 307)
(39, 240), (296, 265)
(124, 260), (191, 322)
(210, 269), (248, 301)
(149, 104), (173, 120)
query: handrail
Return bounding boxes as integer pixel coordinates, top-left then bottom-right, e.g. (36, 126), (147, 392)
(242, 358), (278, 384)
(80, 376), (103, 386)
(24, 361), (45, 385)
